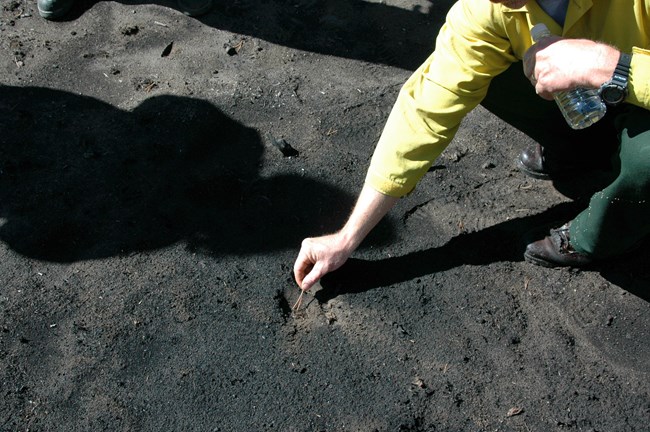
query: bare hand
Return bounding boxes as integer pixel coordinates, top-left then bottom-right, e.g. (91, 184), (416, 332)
(293, 233), (353, 291)
(523, 37), (619, 100)
(293, 184), (399, 291)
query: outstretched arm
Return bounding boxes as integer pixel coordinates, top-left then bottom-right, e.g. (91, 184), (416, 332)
(292, 1), (521, 291)
(293, 184), (398, 291)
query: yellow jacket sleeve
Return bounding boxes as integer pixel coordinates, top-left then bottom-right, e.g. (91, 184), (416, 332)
(365, 0), (517, 197)
(629, 47), (650, 109)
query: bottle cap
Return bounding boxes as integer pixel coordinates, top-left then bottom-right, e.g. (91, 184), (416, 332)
(530, 23), (551, 42)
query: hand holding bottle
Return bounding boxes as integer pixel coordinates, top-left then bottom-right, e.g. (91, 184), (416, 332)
(524, 24), (614, 129)
(524, 25), (620, 96)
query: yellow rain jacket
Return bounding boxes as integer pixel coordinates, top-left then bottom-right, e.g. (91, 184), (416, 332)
(366, 0), (650, 197)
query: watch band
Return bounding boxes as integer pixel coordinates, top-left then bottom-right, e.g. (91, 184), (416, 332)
(612, 52), (632, 88)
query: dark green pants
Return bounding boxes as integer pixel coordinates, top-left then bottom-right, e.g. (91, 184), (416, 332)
(482, 63), (650, 258)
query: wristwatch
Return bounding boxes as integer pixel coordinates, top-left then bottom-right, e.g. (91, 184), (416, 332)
(599, 52), (632, 106)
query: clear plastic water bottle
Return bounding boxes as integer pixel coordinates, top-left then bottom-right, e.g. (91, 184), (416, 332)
(530, 23), (606, 130)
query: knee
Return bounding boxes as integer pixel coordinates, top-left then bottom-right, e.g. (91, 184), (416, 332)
(618, 147), (650, 192)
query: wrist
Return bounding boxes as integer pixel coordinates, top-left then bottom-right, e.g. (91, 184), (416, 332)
(335, 228), (363, 255)
(589, 43), (621, 88)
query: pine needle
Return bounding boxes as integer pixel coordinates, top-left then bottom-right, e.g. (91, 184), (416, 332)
(292, 289), (305, 311)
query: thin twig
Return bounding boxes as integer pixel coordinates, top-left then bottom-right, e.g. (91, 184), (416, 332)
(292, 290), (305, 311)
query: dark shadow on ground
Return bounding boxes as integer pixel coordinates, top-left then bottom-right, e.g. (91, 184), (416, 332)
(598, 256), (650, 302)
(315, 201), (650, 302)
(0, 85), (382, 262)
(64, 0), (452, 71)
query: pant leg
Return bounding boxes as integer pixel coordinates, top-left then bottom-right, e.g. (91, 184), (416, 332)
(483, 63), (650, 258)
(570, 105), (650, 258)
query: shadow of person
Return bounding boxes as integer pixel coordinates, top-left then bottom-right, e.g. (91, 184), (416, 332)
(0, 85), (378, 262)
(598, 250), (650, 302)
(63, 0), (452, 71)
(314, 200), (650, 303)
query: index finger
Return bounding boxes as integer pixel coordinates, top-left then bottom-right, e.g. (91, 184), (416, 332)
(293, 247), (314, 288)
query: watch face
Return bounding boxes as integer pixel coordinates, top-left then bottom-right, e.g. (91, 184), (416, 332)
(602, 85), (625, 104)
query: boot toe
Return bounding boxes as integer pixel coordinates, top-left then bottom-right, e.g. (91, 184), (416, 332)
(524, 224), (594, 268)
(524, 237), (557, 267)
(37, 0), (74, 20)
(516, 143), (551, 180)
(177, 0), (213, 16)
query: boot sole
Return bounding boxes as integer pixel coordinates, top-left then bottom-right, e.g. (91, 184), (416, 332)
(523, 251), (558, 268)
(524, 250), (595, 269)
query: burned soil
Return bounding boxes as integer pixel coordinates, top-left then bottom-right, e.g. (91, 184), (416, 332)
(1, 1), (649, 431)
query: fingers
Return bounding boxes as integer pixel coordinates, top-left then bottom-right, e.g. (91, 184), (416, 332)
(523, 55), (554, 99)
(293, 235), (350, 291)
(524, 36), (584, 100)
(293, 253), (324, 292)
(523, 37), (556, 87)
(535, 87), (555, 101)
(293, 245), (313, 288)
(293, 238), (325, 291)
(300, 262), (325, 292)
